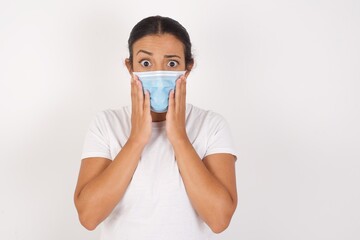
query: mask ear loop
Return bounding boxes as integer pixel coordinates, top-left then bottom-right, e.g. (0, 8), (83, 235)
(174, 73), (184, 94)
(131, 73), (135, 83)
(181, 70), (187, 78)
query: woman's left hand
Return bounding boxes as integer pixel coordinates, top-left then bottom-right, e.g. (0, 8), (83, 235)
(166, 75), (189, 145)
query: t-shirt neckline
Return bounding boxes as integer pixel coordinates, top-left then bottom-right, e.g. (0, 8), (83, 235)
(152, 120), (166, 128)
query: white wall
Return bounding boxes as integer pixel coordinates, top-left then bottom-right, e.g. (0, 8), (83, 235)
(1, 0), (359, 239)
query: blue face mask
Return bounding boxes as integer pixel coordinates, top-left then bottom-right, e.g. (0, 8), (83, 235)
(133, 71), (186, 113)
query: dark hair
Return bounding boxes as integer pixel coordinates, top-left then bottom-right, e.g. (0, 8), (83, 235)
(128, 15), (194, 70)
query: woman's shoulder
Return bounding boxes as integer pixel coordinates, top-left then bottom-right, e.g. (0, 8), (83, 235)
(90, 105), (131, 126)
(186, 103), (227, 125)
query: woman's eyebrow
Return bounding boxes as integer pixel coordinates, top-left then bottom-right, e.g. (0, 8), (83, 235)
(164, 54), (181, 59)
(136, 50), (153, 56)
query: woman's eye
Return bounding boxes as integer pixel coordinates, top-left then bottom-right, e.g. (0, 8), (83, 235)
(167, 60), (178, 68)
(140, 60), (152, 67)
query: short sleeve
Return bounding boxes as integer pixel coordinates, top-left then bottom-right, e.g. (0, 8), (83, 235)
(204, 114), (238, 161)
(80, 111), (112, 160)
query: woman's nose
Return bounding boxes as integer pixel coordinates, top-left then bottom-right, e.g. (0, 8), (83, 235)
(152, 60), (166, 71)
(153, 64), (163, 71)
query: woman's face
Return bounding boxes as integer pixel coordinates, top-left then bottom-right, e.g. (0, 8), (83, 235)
(127, 33), (187, 73)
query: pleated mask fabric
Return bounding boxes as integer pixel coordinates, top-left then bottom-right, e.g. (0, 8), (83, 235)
(133, 71), (186, 113)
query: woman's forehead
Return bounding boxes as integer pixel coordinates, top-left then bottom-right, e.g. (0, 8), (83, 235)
(133, 34), (184, 56)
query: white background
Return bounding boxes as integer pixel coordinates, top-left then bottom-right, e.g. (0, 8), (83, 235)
(1, 0), (359, 239)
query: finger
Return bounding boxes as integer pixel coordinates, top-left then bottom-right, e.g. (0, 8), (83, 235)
(132, 75), (141, 115)
(175, 77), (182, 113)
(134, 78), (143, 110)
(180, 76), (187, 113)
(168, 89), (175, 114)
(131, 78), (138, 113)
(144, 90), (151, 114)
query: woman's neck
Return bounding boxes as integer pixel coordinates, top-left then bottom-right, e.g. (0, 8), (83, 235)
(151, 111), (167, 122)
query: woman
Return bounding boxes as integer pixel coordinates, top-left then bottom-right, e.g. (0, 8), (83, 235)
(74, 15), (238, 239)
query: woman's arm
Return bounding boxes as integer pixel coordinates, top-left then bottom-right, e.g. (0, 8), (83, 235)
(172, 141), (237, 233)
(74, 138), (146, 230)
(166, 76), (237, 233)
(74, 77), (151, 230)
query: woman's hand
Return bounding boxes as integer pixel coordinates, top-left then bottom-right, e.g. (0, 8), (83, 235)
(166, 75), (189, 145)
(129, 75), (152, 146)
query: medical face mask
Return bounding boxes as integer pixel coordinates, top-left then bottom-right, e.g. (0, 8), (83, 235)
(133, 70), (186, 113)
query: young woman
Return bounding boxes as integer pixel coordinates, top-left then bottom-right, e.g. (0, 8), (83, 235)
(74, 15), (238, 239)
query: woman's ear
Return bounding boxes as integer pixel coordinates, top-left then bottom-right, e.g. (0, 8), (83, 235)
(125, 58), (133, 74)
(185, 60), (194, 77)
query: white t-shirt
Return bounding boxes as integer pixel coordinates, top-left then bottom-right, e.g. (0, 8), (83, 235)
(81, 103), (237, 240)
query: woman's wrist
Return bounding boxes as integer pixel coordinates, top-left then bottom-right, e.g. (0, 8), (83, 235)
(127, 135), (148, 150)
(168, 132), (190, 148)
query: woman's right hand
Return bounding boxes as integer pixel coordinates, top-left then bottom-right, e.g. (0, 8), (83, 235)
(129, 75), (152, 146)
(74, 75), (152, 230)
